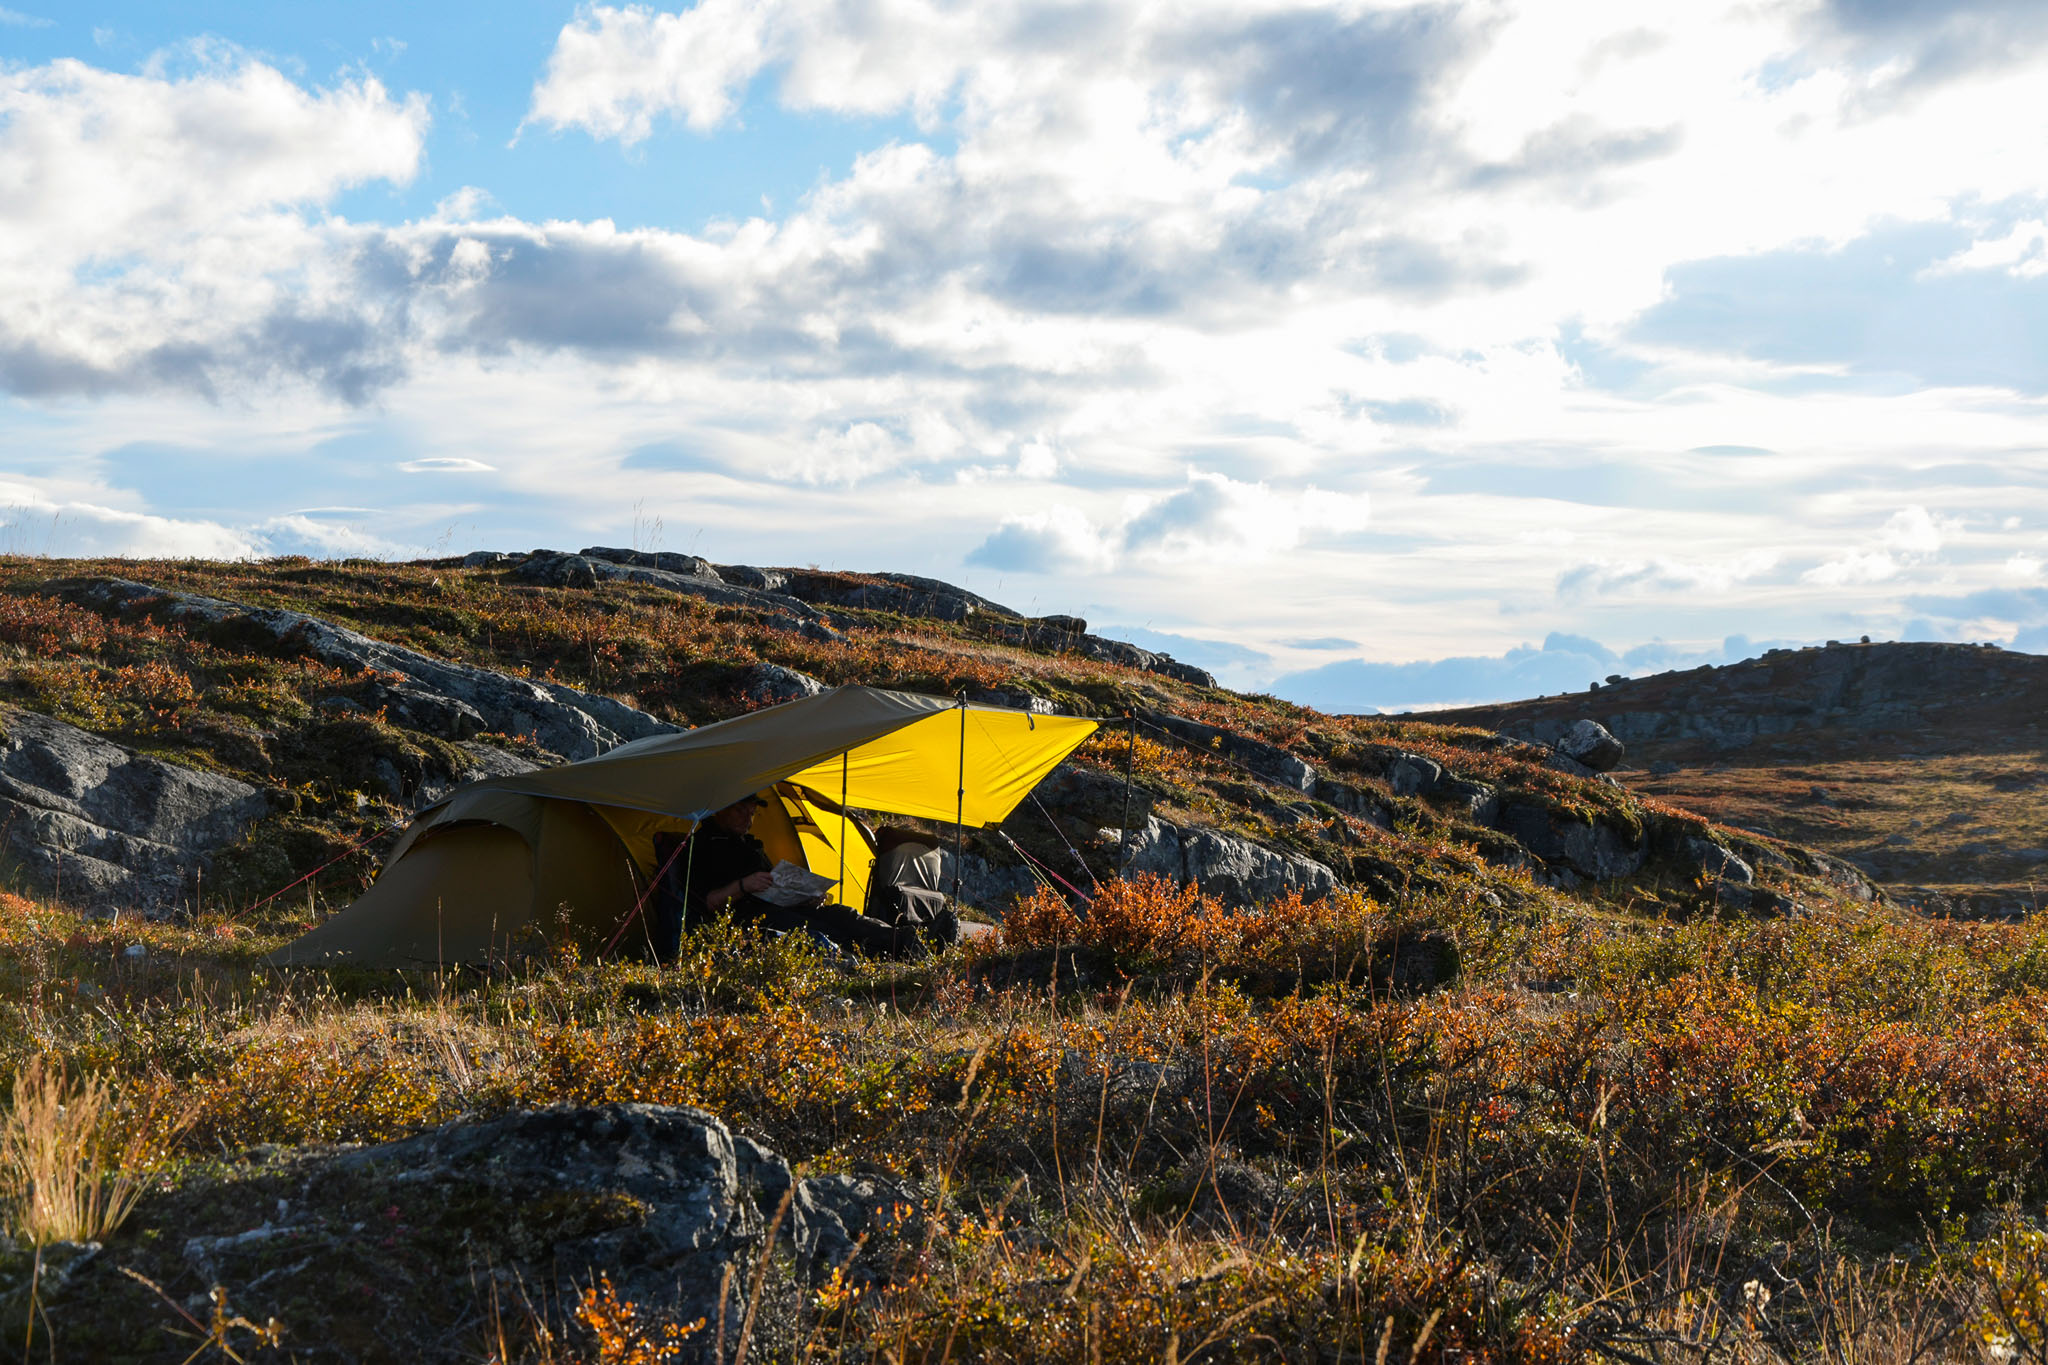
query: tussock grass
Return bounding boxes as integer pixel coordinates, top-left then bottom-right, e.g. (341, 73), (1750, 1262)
(0, 1058), (184, 1247)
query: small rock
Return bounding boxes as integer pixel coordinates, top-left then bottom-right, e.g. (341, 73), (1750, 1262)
(744, 664), (826, 706)
(1557, 719), (1626, 772)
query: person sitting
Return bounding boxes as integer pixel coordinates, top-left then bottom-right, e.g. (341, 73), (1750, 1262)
(648, 793), (916, 961)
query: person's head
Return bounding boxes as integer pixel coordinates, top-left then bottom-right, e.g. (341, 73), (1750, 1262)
(710, 793), (764, 833)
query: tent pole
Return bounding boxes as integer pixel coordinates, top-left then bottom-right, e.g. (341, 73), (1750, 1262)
(1116, 710), (1136, 877)
(839, 754), (849, 909)
(952, 693), (967, 904)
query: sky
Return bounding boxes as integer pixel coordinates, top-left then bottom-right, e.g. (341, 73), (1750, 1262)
(2, 0), (2046, 712)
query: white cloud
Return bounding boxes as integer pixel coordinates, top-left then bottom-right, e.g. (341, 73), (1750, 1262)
(253, 513), (412, 559)
(1803, 504), (1957, 586)
(967, 505), (1117, 574)
(398, 457), (497, 473)
(1929, 219), (2048, 278)
(1121, 470), (1371, 561)
(1803, 550), (1901, 587)
(0, 7), (52, 28)
(1558, 550), (1779, 600)
(2005, 552), (2043, 580)
(1879, 504), (1955, 555)
(0, 48), (427, 400)
(0, 482), (257, 558)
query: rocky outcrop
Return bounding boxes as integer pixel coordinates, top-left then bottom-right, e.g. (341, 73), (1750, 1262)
(52, 578), (678, 762)
(52, 1105), (914, 1362)
(491, 552), (1216, 688)
(1135, 710), (1313, 791)
(992, 626), (1216, 688)
(1034, 761), (1155, 830)
(1437, 641), (2048, 757)
(0, 709), (267, 911)
(1109, 815), (1337, 905)
(1491, 799), (1645, 884)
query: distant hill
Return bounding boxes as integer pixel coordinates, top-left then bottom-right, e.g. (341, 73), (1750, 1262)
(1428, 640), (2048, 915)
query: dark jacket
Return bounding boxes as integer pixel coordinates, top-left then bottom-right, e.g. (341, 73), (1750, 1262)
(658, 824), (774, 932)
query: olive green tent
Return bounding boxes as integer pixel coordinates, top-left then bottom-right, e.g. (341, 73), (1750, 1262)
(268, 686), (1097, 967)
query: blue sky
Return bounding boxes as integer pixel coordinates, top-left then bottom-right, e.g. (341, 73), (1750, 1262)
(2, 0), (2046, 711)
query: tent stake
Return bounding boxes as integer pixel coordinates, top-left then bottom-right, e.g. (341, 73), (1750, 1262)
(1116, 710), (1136, 877)
(952, 693), (967, 904)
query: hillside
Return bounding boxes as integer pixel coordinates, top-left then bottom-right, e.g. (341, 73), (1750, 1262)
(1429, 640), (2048, 918)
(0, 553), (2043, 1363)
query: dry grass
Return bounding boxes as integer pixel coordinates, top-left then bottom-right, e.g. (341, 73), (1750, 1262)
(0, 1057), (184, 1247)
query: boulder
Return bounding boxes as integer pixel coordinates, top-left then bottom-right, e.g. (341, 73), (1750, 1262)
(1386, 753), (1442, 797)
(714, 564), (789, 593)
(1106, 816), (1337, 906)
(1557, 719), (1626, 772)
(514, 552), (600, 589)
(744, 664), (825, 706)
(325, 1105), (795, 1341)
(459, 550), (518, 568)
(0, 709), (268, 912)
(1035, 614), (1087, 635)
(51, 578), (678, 762)
(518, 551), (827, 626)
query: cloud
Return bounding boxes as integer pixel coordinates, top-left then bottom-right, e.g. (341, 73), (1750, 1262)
(1813, 0), (2048, 95)
(1931, 218), (2048, 279)
(1122, 470), (1370, 561)
(398, 457), (497, 473)
(0, 483), (258, 558)
(0, 7), (52, 27)
(1557, 551), (1779, 600)
(1804, 504), (1957, 585)
(0, 49), (429, 402)
(967, 506), (1117, 574)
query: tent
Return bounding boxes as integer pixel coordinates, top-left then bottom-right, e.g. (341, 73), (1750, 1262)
(268, 686), (1098, 967)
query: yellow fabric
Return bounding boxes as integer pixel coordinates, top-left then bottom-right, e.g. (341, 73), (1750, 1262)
(784, 707), (1097, 827)
(780, 783), (876, 915)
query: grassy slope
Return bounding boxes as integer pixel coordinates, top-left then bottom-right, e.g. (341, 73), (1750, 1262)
(0, 559), (2043, 1362)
